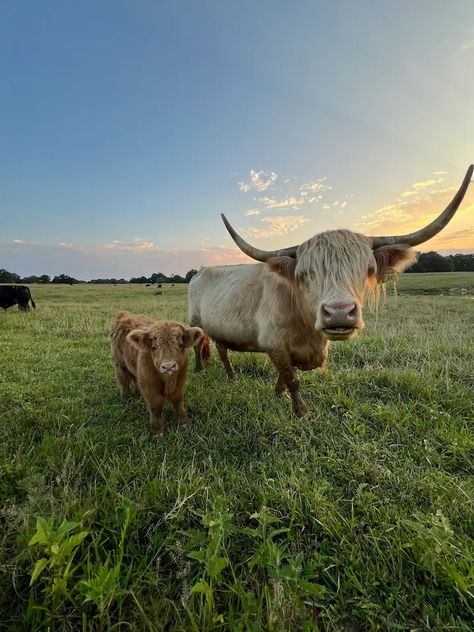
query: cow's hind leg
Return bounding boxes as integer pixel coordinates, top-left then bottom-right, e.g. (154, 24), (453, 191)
(268, 351), (308, 418)
(115, 364), (134, 401)
(216, 343), (236, 379)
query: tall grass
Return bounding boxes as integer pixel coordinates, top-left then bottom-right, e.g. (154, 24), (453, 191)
(1, 277), (473, 630)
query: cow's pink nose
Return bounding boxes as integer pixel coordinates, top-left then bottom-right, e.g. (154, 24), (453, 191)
(160, 360), (178, 373)
(321, 301), (358, 327)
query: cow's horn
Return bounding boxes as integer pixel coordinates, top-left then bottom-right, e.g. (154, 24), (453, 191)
(371, 164), (473, 249)
(221, 213), (298, 261)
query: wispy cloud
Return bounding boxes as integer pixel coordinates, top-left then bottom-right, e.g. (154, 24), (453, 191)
(356, 174), (474, 251)
(459, 39), (474, 51)
(412, 179), (437, 189)
(259, 195), (304, 210)
(241, 215), (308, 239)
(299, 178), (332, 194)
(239, 169), (278, 192)
(3, 240), (251, 278)
(433, 170), (447, 176)
(243, 209), (260, 216)
(103, 238), (158, 252)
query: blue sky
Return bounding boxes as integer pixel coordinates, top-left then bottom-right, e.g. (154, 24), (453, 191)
(1, 1), (473, 278)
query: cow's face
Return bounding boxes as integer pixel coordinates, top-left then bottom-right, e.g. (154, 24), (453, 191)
(127, 323), (204, 374)
(269, 230), (416, 341)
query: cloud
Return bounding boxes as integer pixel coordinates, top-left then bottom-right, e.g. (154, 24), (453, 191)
(259, 195), (304, 210)
(239, 169), (278, 192)
(243, 209), (260, 216)
(412, 179), (437, 189)
(103, 238), (158, 252)
(433, 170), (447, 176)
(400, 190), (417, 198)
(459, 39), (474, 51)
(3, 240), (251, 279)
(356, 177), (474, 252)
(241, 215), (308, 239)
(299, 179), (332, 194)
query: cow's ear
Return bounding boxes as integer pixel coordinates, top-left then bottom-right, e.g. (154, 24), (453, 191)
(183, 326), (205, 348)
(267, 256), (297, 280)
(127, 329), (151, 350)
(373, 244), (417, 282)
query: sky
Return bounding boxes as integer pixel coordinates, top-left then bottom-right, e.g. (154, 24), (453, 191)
(1, 0), (473, 279)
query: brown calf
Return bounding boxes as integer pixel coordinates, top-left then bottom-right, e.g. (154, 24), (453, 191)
(110, 311), (205, 435)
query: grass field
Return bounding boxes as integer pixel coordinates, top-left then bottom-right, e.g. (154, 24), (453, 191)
(1, 273), (473, 630)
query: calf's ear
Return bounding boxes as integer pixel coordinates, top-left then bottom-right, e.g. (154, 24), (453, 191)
(373, 244), (417, 283)
(183, 326), (205, 348)
(127, 329), (151, 350)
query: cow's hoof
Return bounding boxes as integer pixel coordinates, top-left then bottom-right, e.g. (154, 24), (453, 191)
(150, 425), (164, 437)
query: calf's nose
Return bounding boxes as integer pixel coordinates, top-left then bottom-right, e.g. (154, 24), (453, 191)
(321, 301), (358, 327)
(160, 360), (178, 373)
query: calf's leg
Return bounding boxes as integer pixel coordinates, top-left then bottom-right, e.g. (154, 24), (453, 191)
(115, 364), (134, 401)
(138, 380), (165, 435)
(268, 350), (309, 418)
(216, 343), (236, 379)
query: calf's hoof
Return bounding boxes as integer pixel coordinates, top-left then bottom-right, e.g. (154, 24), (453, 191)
(292, 403), (310, 418)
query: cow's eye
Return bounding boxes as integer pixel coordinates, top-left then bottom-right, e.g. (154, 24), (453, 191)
(368, 265), (375, 276)
(179, 342), (185, 349)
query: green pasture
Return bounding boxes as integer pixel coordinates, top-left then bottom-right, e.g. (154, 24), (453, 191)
(1, 273), (473, 630)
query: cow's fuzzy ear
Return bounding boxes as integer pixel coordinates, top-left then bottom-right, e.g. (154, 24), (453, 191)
(267, 256), (298, 280)
(183, 326), (205, 348)
(127, 329), (151, 350)
(373, 244), (417, 282)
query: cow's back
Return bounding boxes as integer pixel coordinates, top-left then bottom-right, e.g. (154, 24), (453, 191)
(110, 311), (154, 375)
(188, 264), (266, 349)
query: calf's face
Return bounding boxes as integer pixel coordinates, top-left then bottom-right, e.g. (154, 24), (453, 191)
(127, 323), (204, 375)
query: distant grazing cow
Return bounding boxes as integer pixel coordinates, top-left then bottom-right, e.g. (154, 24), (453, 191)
(110, 311), (209, 435)
(0, 285), (36, 311)
(157, 284), (163, 288)
(154, 291), (163, 296)
(146, 283), (151, 287)
(189, 165), (473, 417)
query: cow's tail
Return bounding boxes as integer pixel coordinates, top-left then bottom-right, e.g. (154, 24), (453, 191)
(200, 334), (211, 364)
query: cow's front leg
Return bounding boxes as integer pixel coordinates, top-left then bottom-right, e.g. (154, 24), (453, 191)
(268, 351), (309, 418)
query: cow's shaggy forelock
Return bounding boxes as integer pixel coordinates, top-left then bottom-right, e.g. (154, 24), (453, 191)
(295, 230), (376, 304)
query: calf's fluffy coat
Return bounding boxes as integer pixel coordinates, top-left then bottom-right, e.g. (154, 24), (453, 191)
(110, 311), (205, 435)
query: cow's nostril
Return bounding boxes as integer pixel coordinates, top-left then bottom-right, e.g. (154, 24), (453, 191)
(322, 305), (332, 319)
(348, 305), (357, 318)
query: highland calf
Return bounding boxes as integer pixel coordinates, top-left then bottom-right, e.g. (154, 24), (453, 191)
(110, 311), (205, 435)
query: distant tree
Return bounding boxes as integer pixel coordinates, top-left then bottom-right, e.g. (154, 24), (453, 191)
(39, 275), (51, 283)
(168, 273), (186, 284)
(89, 278), (128, 284)
(130, 276), (151, 284)
(52, 274), (81, 284)
(185, 269), (199, 283)
(150, 272), (169, 284)
(0, 268), (21, 283)
(406, 251), (454, 273)
(447, 253), (474, 271)
(20, 275), (42, 284)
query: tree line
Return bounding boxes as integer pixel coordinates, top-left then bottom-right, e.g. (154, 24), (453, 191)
(0, 269), (200, 284)
(1, 253), (474, 285)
